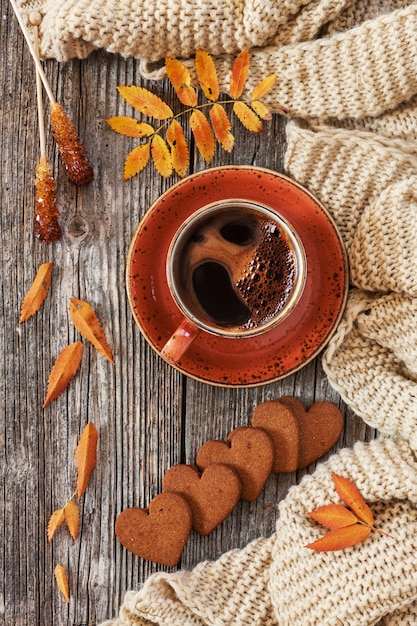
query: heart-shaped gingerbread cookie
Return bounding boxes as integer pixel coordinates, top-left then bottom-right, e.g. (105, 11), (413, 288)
(279, 397), (344, 469)
(251, 400), (300, 472)
(163, 463), (241, 535)
(196, 426), (274, 502)
(115, 492), (192, 566)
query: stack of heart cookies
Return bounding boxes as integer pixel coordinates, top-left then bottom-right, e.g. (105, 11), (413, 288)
(115, 397), (344, 566)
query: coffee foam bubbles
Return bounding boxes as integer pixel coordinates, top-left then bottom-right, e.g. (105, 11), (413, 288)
(237, 218), (295, 328)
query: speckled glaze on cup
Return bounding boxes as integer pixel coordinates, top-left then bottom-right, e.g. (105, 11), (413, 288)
(126, 166), (348, 387)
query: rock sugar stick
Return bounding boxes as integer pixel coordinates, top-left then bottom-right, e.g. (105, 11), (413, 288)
(29, 12), (62, 243)
(10, 0), (94, 186)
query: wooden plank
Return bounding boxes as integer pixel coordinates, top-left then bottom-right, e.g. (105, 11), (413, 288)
(0, 4), (377, 624)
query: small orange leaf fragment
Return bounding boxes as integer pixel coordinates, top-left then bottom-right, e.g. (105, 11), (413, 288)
(166, 120), (189, 178)
(229, 49), (250, 99)
(305, 523), (372, 551)
(47, 507), (66, 542)
(54, 564), (70, 603)
(233, 101), (263, 133)
(124, 144), (150, 181)
(332, 473), (374, 526)
(307, 504), (359, 529)
(19, 261), (53, 323)
(70, 298), (114, 363)
(64, 501), (80, 540)
(105, 116), (154, 138)
(209, 103), (235, 153)
(251, 100), (272, 121)
(195, 50), (220, 101)
(251, 74), (276, 100)
(151, 134), (173, 178)
(190, 109), (215, 163)
(76, 422), (98, 500)
(165, 57), (197, 107)
(117, 86), (173, 120)
(43, 342), (84, 408)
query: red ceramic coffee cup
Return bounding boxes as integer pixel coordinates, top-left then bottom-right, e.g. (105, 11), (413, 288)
(161, 200), (306, 364)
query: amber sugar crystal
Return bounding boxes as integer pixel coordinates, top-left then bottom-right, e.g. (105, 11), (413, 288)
(34, 155), (62, 243)
(50, 103), (94, 186)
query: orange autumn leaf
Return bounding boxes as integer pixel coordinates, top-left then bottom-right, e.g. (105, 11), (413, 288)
(124, 144), (150, 181)
(176, 86), (198, 108)
(43, 342), (84, 408)
(229, 49), (250, 98)
(76, 422), (98, 499)
(105, 116), (154, 138)
(165, 57), (197, 107)
(251, 100), (272, 121)
(332, 473), (374, 526)
(209, 103), (235, 152)
(166, 120), (189, 177)
(190, 109), (215, 163)
(19, 261), (52, 323)
(64, 501), (80, 540)
(54, 564), (70, 603)
(151, 134), (173, 178)
(233, 101), (263, 133)
(307, 504), (359, 529)
(47, 507), (66, 542)
(251, 74), (276, 100)
(70, 298), (114, 363)
(305, 523), (372, 552)
(117, 86), (173, 120)
(195, 49), (220, 101)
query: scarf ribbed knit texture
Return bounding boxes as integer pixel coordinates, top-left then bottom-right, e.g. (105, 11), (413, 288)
(18, 0), (417, 623)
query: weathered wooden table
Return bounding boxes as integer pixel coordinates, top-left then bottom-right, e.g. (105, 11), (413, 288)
(1, 4), (376, 625)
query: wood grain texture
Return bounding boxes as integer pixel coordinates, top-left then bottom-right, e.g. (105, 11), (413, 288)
(0, 3), (376, 624)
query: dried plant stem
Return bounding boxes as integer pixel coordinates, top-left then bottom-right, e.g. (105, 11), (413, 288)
(9, 0), (56, 105)
(358, 521), (395, 539)
(153, 98), (286, 138)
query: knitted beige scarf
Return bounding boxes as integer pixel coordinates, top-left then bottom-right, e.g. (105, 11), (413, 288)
(19, 0), (417, 623)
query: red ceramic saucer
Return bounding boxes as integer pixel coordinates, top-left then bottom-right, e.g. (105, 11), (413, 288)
(126, 166), (348, 387)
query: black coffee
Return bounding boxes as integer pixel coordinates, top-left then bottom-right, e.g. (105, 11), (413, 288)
(174, 206), (297, 330)
(192, 262), (251, 326)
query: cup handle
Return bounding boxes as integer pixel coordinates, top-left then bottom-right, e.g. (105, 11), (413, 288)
(160, 318), (200, 364)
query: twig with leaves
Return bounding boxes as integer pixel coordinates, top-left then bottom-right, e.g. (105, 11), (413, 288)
(48, 423), (99, 602)
(305, 473), (394, 551)
(106, 49), (286, 180)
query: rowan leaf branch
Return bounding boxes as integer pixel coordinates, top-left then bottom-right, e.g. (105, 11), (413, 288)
(106, 49), (285, 181)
